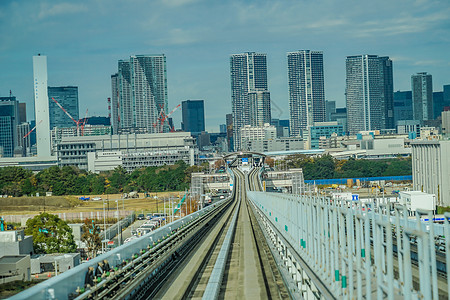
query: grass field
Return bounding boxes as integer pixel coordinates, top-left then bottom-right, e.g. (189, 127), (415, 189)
(0, 279), (44, 299)
(0, 191), (190, 216)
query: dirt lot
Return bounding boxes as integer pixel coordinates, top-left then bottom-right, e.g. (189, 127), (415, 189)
(0, 191), (187, 216)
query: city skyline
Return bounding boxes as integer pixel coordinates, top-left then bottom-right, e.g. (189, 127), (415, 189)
(1, 0), (450, 132)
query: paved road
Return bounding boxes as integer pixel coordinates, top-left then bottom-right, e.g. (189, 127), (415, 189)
(109, 219), (147, 247)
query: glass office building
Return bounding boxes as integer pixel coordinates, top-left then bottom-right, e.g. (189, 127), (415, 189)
(0, 97), (19, 157)
(181, 100), (205, 135)
(48, 86), (79, 129)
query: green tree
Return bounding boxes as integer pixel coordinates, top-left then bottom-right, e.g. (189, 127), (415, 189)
(0, 166), (32, 185)
(90, 175), (105, 194)
(2, 182), (22, 197)
(108, 166), (128, 192)
(0, 166), (33, 196)
(81, 219), (101, 258)
(382, 158), (412, 176)
(24, 213), (77, 254)
(21, 178), (35, 195)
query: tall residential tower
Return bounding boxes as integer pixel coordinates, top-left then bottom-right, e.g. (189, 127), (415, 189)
(230, 52), (270, 150)
(112, 55), (168, 133)
(345, 55), (394, 135)
(287, 50), (325, 137)
(411, 72), (433, 123)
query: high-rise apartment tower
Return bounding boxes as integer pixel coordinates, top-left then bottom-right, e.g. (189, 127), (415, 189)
(345, 55), (393, 135)
(230, 52), (270, 150)
(248, 90), (271, 126)
(288, 50), (325, 137)
(411, 72), (433, 123)
(110, 74), (120, 134)
(112, 55), (168, 133)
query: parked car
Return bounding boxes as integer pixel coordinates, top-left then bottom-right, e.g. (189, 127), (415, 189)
(146, 213), (152, 220)
(137, 214), (145, 220)
(93, 197), (102, 201)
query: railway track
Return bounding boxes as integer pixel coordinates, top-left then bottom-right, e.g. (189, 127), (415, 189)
(152, 167), (289, 299)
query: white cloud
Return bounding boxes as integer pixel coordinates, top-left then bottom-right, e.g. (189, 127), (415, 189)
(160, 0), (201, 7)
(153, 28), (201, 46)
(38, 2), (87, 19)
(354, 10), (450, 37)
(413, 60), (445, 66)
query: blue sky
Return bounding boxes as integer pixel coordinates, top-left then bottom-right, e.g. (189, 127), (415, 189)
(1, 0), (449, 131)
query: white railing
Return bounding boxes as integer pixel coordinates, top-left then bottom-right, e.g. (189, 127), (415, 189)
(247, 191), (448, 299)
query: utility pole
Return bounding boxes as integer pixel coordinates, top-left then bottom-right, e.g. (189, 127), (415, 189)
(116, 200), (121, 247)
(103, 201), (106, 253)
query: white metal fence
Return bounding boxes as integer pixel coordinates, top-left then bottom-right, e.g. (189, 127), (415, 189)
(247, 191), (448, 299)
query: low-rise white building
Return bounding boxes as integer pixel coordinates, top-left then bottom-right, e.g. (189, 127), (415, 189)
(397, 120), (420, 135)
(0, 230), (34, 257)
(411, 140), (450, 207)
(240, 124), (302, 152)
(398, 191), (436, 214)
(0, 255), (31, 283)
(51, 125), (112, 155)
(243, 138), (303, 153)
(360, 137), (411, 158)
(57, 132), (198, 171)
(419, 126), (440, 140)
(240, 123), (276, 145)
(442, 110), (450, 137)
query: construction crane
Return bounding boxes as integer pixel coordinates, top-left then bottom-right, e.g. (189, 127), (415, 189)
(23, 120), (43, 139)
(153, 104), (181, 133)
(80, 109), (89, 135)
(153, 104), (166, 132)
(162, 104), (181, 132)
(51, 97), (84, 136)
